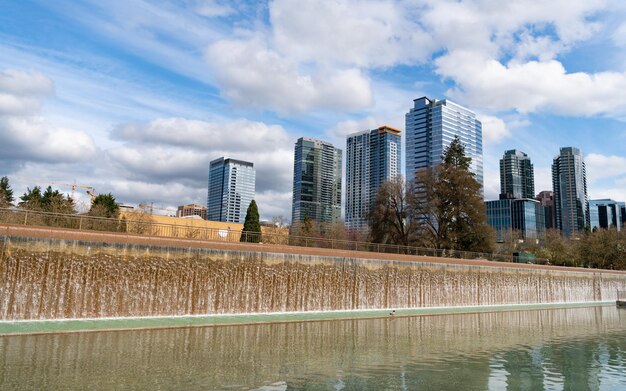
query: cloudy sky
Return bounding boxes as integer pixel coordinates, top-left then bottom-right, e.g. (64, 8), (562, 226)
(1, 0), (626, 220)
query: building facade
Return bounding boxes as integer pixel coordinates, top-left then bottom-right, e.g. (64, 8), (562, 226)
(345, 126), (401, 232)
(405, 97), (483, 188)
(207, 157), (255, 224)
(176, 204), (207, 220)
(485, 198), (546, 242)
(588, 199), (624, 232)
(500, 150), (534, 199)
(552, 147), (588, 236)
(536, 190), (555, 229)
(291, 137), (342, 226)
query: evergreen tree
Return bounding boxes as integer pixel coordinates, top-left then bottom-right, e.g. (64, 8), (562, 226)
(0, 176), (14, 208)
(41, 186), (76, 214)
(19, 186), (44, 210)
(416, 136), (493, 253)
(89, 193), (120, 218)
(241, 200), (261, 243)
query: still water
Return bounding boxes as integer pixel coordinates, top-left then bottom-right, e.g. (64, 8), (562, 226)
(1, 306), (625, 390)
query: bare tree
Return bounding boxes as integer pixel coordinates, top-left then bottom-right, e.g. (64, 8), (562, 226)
(369, 176), (421, 246)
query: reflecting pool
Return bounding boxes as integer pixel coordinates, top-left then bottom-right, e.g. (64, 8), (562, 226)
(1, 306), (626, 390)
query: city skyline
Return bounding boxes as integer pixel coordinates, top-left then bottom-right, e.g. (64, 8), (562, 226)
(1, 2), (625, 221)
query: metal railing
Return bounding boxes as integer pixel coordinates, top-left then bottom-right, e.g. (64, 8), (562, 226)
(0, 207), (546, 264)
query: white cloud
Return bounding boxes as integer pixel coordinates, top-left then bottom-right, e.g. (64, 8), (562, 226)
(0, 69), (97, 164)
(483, 165), (501, 200)
(477, 114), (511, 145)
(192, 0), (234, 17)
(0, 69), (54, 115)
(612, 21), (626, 47)
(419, 0), (626, 117)
(588, 186), (626, 203)
(585, 153), (626, 182)
(206, 38), (373, 114)
(437, 51), (626, 116)
(534, 167), (553, 193)
(112, 118), (290, 152)
(270, 0), (434, 68)
(327, 117), (379, 141)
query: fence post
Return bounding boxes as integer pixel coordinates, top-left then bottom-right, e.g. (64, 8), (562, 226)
(23, 211), (28, 226)
(78, 216), (83, 231)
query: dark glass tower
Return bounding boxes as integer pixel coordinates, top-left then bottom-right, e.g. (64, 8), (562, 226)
(500, 150), (534, 199)
(291, 137), (342, 226)
(552, 147), (588, 236)
(345, 126), (401, 232)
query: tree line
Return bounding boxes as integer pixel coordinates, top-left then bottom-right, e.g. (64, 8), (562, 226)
(497, 228), (626, 270)
(0, 176), (119, 218)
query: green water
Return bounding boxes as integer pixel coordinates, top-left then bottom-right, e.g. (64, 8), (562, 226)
(1, 306), (626, 390)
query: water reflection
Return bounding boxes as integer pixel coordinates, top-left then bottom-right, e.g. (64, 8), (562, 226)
(1, 306), (625, 390)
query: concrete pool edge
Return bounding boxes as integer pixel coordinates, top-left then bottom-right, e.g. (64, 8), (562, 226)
(0, 301), (616, 336)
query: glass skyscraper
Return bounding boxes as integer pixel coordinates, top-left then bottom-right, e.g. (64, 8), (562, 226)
(500, 150), (534, 199)
(291, 137), (342, 226)
(405, 97), (483, 188)
(552, 147), (588, 236)
(588, 199), (624, 231)
(485, 198), (546, 242)
(207, 157), (255, 224)
(345, 126), (401, 232)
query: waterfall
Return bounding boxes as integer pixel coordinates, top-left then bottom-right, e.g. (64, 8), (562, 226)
(1, 235), (625, 320)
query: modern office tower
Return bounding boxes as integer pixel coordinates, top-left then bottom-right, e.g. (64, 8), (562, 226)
(588, 199), (624, 232)
(485, 197), (546, 242)
(552, 147), (588, 236)
(177, 203), (207, 220)
(207, 157), (255, 224)
(291, 137), (342, 226)
(500, 150), (534, 199)
(345, 126), (401, 232)
(536, 190), (555, 229)
(405, 97), (483, 188)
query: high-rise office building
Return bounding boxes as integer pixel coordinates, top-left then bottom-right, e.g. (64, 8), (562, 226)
(485, 198), (546, 242)
(345, 126), (401, 232)
(291, 137), (342, 226)
(588, 199), (624, 232)
(552, 147), (588, 236)
(405, 97), (483, 188)
(207, 157), (255, 224)
(536, 190), (555, 229)
(500, 150), (534, 199)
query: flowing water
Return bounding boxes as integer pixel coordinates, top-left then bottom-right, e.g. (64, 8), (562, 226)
(1, 236), (625, 320)
(1, 306), (625, 390)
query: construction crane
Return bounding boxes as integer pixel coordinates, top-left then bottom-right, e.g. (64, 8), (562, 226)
(11, 176), (96, 202)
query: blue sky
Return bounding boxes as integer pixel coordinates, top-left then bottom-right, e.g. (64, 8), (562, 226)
(1, 0), (625, 220)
